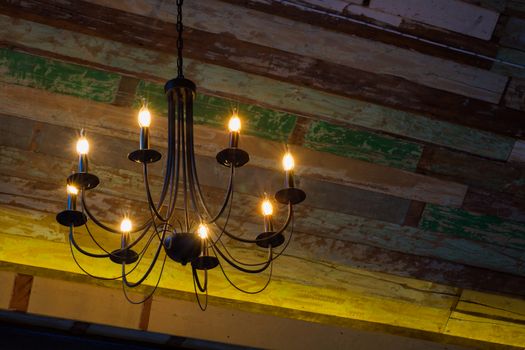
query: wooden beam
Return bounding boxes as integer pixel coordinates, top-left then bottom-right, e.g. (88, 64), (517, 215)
(9, 274), (33, 312)
(2, 0), (522, 139)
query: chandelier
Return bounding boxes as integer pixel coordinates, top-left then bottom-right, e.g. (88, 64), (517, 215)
(55, 0), (305, 309)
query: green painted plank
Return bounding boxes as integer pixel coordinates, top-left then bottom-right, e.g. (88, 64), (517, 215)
(304, 120), (423, 171)
(419, 204), (525, 250)
(135, 80), (296, 142)
(0, 48), (120, 102)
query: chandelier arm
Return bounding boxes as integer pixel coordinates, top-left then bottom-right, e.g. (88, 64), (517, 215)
(165, 90), (181, 223)
(212, 212), (295, 266)
(80, 191), (152, 234)
(211, 243), (272, 274)
(213, 247), (274, 294)
(177, 89), (191, 232)
(186, 95), (235, 224)
(193, 271), (209, 311)
(69, 225), (111, 258)
(192, 265), (208, 293)
(122, 221), (167, 288)
(143, 164), (170, 222)
(121, 254), (168, 305)
(205, 178), (234, 248)
(211, 203), (293, 244)
(69, 229), (145, 279)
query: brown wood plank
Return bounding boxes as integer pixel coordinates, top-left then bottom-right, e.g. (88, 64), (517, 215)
(463, 187), (525, 223)
(9, 274), (33, 312)
(138, 297), (153, 331)
(0, 0), (520, 139)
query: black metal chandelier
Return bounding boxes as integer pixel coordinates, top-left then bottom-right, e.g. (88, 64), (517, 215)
(55, 0), (305, 309)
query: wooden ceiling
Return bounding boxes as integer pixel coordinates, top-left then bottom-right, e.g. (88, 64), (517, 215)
(0, 0), (524, 348)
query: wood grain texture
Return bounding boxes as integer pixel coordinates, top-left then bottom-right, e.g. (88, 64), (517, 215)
(0, 271), (16, 310)
(463, 187), (525, 223)
(9, 274), (33, 312)
(88, 0), (508, 103)
(3, 0), (522, 140)
(369, 0), (499, 39)
(0, 15), (516, 159)
(503, 77), (525, 111)
(509, 140), (525, 164)
(0, 83), (468, 207)
(500, 16), (525, 51)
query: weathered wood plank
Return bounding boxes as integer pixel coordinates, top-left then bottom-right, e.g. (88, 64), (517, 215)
(8, 274), (33, 312)
(462, 187), (525, 223)
(445, 290), (525, 348)
(492, 47), (525, 78)
(0, 15), (516, 159)
(89, 0), (508, 103)
(419, 204), (525, 250)
(369, 0), (500, 40)
(303, 120), (422, 171)
(5, 172), (525, 299)
(0, 231), (459, 335)
(139, 81), (422, 170)
(418, 146), (525, 197)
(503, 77), (525, 111)
(0, 84), (468, 206)
(500, 16), (525, 51)
(6, 0), (523, 141)
(509, 140), (525, 163)
(0, 48), (120, 103)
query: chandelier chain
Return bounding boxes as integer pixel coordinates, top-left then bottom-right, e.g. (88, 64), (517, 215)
(176, 0), (184, 77)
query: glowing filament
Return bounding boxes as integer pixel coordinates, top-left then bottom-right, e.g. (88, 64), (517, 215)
(138, 106), (151, 128)
(261, 199), (273, 216)
(282, 152), (295, 171)
(197, 223), (209, 239)
(66, 184), (79, 195)
(120, 218), (132, 233)
(76, 137), (89, 155)
(228, 114), (241, 132)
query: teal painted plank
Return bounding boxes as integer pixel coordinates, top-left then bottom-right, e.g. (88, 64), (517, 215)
(304, 120), (423, 171)
(135, 81), (296, 142)
(419, 204), (525, 250)
(492, 48), (525, 78)
(0, 48), (120, 102)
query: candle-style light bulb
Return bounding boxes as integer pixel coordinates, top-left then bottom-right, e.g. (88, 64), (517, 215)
(197, 223), (209, 239)
(228, 113), (241, 148)
(76, 137), (89, 155)
(120, 217), (132, 250)
(283, 152), (295, 188)
(282, 152), (294, 171)
(138, 106), (151, 128)
(138, 105), (151, 150)
(66, 184), (78, 210)
(76, 129), (89, 173)
(120, 218), (132, 233)
(261, 198), (274, 232)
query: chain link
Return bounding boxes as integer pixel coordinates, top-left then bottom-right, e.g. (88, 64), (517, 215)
(176, 0), (184, 77)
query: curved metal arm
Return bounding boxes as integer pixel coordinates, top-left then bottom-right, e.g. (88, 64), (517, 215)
(211, 244), (272, 274)
(81, 191), (152, 234)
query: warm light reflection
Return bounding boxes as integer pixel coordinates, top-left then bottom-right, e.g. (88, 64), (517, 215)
(76, 137), (89, 155)
(197, 223), (209, 239)
(228, 114), (241, 132)
(282, 152), (295, 171)
(120, 218), (132, 233)
(66, 184), (79, 195)
(138, 106), (152, 128)
(261, 199), (273, 216)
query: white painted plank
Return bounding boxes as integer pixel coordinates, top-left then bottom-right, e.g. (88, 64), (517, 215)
(346, 4), (403, 27)
(369, 0), (500, 40)
(86, 0), (508, 103)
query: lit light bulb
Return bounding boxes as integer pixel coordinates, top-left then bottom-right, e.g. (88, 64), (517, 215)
(261, 199), (273, 216)
(283, 152), (295, 171)
(138, 106), (151, 128)
(228, 114), (241, 132)
(197, 223), (209, 239)
(66, 184), (79, 195)
(76, 137), (89, 155)
(120, 218), (132, 233)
